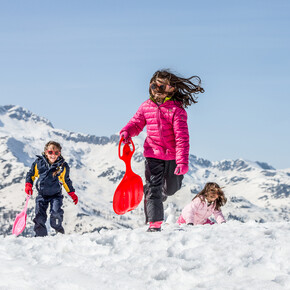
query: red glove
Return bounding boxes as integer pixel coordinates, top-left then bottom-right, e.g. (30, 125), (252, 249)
(68, 192), (78, 205)
(25, 183), (33, 195)
(120, 131), (131, 144)
(174, 164), (189, 175)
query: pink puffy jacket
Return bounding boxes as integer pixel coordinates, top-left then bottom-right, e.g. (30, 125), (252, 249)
(178, 197), (226, 225)
(120, 99), (189, 165)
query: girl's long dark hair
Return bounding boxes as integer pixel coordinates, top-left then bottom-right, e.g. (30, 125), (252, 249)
(149, 70), (205, 108)
(193, 182), (227, 211)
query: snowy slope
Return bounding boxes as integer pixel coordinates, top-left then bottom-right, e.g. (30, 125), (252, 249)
(0, 222), (289, 290)
(0, 105), (289, 237)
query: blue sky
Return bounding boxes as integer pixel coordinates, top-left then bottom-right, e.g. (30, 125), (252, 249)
(0, 0), (289, 169)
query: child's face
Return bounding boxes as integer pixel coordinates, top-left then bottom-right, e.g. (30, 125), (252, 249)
(45, 145), (61, 164)
(150, 78), (175, 100)
(206, 192), (219, 203)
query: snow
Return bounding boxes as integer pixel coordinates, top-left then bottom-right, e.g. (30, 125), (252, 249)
(1, 222), (289, 290)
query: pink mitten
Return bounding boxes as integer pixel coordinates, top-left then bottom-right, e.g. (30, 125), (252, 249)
(120, 131), (131, 144)
(174, 164), (189, 175)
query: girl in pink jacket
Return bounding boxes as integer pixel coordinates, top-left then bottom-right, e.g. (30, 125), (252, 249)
(177, 182), (227, 226)
(120, 70), (204, 232)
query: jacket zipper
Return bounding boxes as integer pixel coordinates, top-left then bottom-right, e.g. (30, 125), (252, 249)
(156, 106), (166, 148)
(201, 201), (216, 222)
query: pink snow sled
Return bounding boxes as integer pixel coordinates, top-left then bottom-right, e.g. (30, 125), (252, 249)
(113, 138), (144, 215)
(12, 195), (30, 236)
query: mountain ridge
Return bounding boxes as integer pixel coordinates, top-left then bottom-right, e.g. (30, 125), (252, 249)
(0, 105), (289, 236)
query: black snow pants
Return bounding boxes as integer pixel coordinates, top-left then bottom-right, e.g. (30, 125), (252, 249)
(33, 193), (64, 237)
(144, 157), (184, 223)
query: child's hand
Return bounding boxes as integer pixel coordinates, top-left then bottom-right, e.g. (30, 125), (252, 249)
(120, 131), (131, 144)
(68, 192), (78, 205)
(174, 164), (189, 175)
(25, 183), (33, 195)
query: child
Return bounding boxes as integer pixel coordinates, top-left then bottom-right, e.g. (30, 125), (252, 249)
(120, 69), (204, 232)
(177, 182), (227, 225)
(25, 141), (78, 237)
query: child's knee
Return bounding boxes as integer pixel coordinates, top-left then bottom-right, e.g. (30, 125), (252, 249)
(33, 214), (47, 225)
(50, 212), (63, 228)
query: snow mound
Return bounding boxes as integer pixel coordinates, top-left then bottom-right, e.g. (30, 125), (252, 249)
(1, 221), (289, 290)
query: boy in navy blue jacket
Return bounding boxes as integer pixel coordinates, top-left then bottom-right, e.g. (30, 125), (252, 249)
(25, 141), (78, 237)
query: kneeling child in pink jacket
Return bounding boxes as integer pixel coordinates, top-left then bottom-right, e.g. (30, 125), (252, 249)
(177, 182), (227, 225)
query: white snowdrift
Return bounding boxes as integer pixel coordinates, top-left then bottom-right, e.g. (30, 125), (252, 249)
(0, 221), (289, 290)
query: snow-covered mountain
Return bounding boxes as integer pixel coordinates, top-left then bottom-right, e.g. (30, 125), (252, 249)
(0, 105), (289, 237)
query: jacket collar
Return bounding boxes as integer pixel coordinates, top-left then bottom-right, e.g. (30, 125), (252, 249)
(37, 153), (65, 168)
(149, 96), (183, 108)
(149, 96), (172, 105)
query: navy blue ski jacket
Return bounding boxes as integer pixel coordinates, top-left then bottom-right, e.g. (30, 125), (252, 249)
(26, 154), (75, 196)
